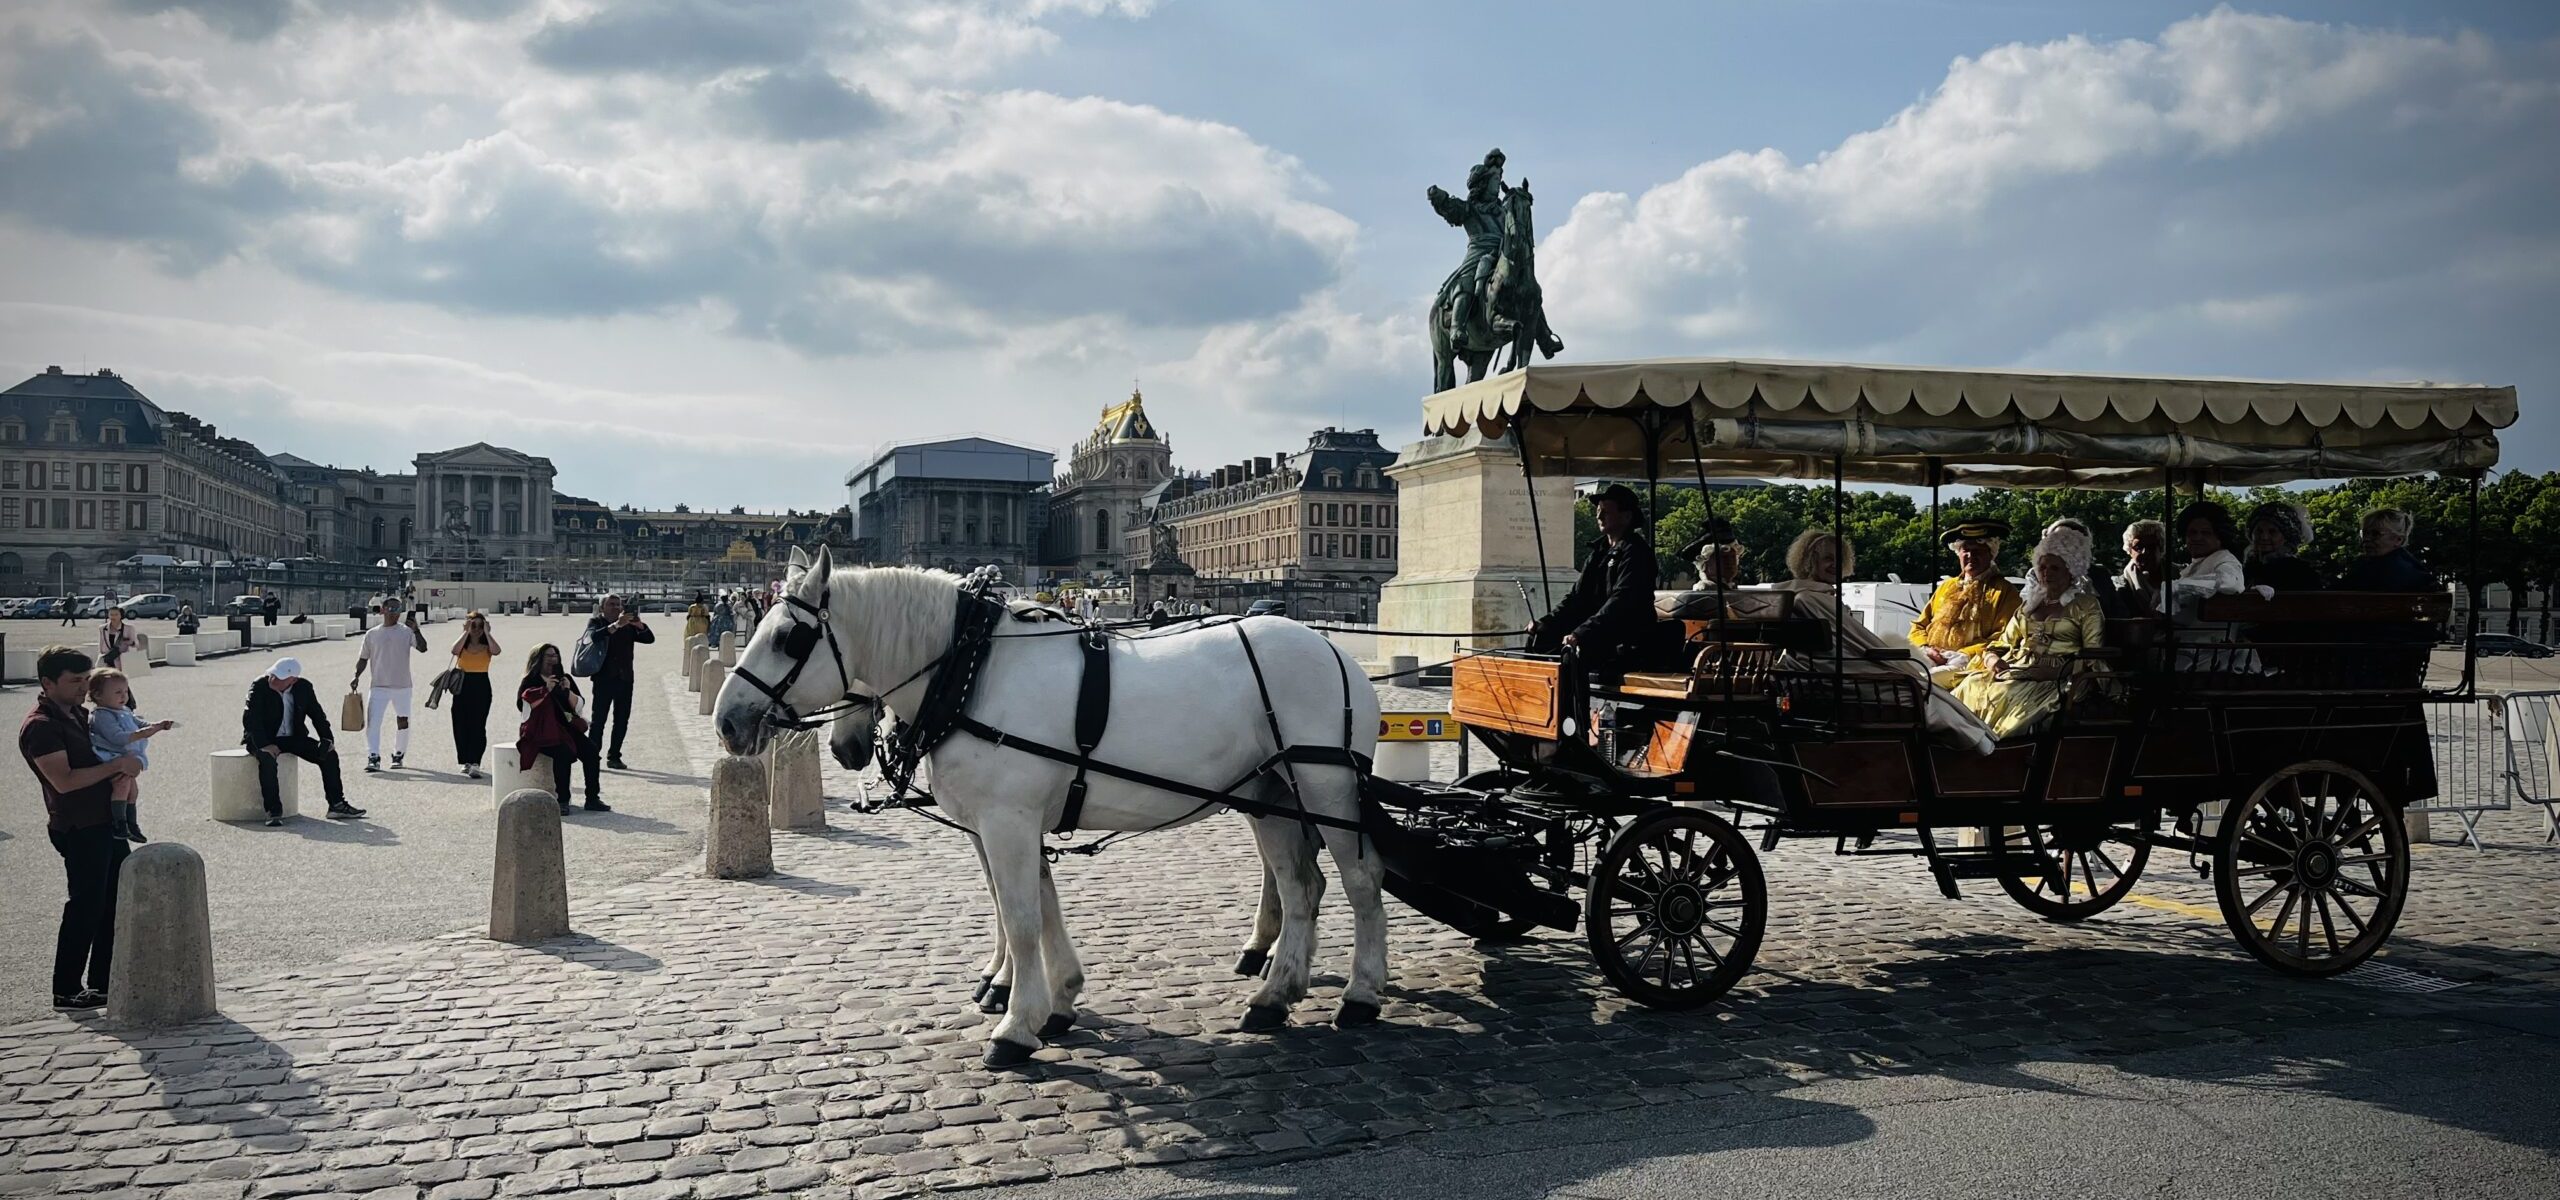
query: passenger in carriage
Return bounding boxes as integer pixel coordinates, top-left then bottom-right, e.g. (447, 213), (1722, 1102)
(1751, 528), (1998, 757)
(1951, 525), (2106, 740)
(2168, 501), (2247, 617)
(1532, 483), (1658, 677)
(2116, 519), (2171, 617)
(2242, 502), (2323, 593)
(2339, 508), (2437, 593)
(2045, 517), (2131, 618)
(1908, 520), (2021, 684)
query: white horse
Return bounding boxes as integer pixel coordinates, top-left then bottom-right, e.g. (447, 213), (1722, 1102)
(717, 550), (1387, 1066)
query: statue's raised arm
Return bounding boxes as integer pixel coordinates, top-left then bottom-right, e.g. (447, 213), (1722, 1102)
(1426, 184), (1471, 227)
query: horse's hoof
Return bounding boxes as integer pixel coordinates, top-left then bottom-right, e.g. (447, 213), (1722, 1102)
(982, 1039), (1038, 1068)
(1334, 1000), (1381, 1028)
(979, 983), (1011, 1014)
(1233, 948), (1269, 977)
(970, 976), (992, 1005)
(1039, 1012), (1076, 1040)
(1237, 1004), (1289, 1033)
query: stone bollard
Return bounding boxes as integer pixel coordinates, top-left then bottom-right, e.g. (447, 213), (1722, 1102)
(109, 844), (217, 1026)
(719, 634), (739, 667)
(209, 748), (297, 821)
(769, 732), (826, 832)
(699, 663), (727, 716)
(706, 754), (773, 879)
(164, 639), (197, 667)
(1389, 654), (1419, 683)
(683, 637), (704, 680)
(490, 791), (570, 943)
(1374, 740), (1431, 782)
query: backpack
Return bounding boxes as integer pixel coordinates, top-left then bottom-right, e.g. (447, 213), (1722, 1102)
(571, 622), (608, 677)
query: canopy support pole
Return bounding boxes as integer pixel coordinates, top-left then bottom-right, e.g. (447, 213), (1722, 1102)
(2463, 470), (2484, 695)
(1516, 410), (1554, 616)
(1833, 453), (1847, 700)
(1926, 458), (1942, 552)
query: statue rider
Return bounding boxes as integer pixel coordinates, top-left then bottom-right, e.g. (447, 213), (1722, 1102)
(1428, 148), (1511, 338)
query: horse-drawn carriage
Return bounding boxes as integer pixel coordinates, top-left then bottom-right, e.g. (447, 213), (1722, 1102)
(1364, 357), (2517, 1009)
(716, 357), (2514, 1061)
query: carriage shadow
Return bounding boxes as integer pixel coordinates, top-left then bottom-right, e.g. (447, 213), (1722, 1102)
(1015, 928), (2560, 1181)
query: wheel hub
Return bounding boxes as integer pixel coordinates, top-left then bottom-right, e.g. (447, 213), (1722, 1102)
(1658, 885), (1704, 935)
(2296, 842), (2337, 887)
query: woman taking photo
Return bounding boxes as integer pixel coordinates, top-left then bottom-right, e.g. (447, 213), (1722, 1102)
(448, 612), (502, 779)
(516, 643), (607, 814)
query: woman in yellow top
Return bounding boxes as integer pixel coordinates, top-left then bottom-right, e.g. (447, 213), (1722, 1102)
(448, 611), (503, 779)
(1952, 525), (2106, 740)
(683, 594), (711, 647)
(1909, 520), (2022, 684)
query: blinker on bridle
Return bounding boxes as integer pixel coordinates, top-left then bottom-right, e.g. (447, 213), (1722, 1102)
(728, 577), (868, 731)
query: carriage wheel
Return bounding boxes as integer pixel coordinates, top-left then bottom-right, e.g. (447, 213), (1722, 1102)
(2212, 761), (2409, 977)
(1993, 822), (2150, 922)
(1585, 807), (1765, 1010)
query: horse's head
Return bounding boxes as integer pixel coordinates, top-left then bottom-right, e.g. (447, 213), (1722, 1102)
(716, 544), (850, 756)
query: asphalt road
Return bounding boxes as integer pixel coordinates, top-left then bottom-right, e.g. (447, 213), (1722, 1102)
(0, 612), (710, 1016)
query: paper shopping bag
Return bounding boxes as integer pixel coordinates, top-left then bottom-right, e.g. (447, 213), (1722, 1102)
(340, 690), (366, 733)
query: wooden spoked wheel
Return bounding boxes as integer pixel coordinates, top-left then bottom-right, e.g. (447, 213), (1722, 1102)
(1993, 822), (2151, 922)
(2212, 761), (2409, 977)
(1586, 807), (1765, 1010)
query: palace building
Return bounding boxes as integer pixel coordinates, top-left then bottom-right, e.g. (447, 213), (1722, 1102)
(1044, 390), (1173, 579)
(845, 437), (1053, 581)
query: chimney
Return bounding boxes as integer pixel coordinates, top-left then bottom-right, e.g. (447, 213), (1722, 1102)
(1255, 457), (1273, 477)
(1213, 467), (1230, 488)
(44, 365), (62, 375)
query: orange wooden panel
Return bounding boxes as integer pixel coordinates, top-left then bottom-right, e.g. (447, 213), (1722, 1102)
(1643, 719), (1696, 774)
(1452, 655), (1562, 739)
(1796, 741), (1919, 809)
(1933, 744), (2035, 797)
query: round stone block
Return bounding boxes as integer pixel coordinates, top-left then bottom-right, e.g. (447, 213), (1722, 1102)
(490, 791), (570, 943)
(109, 843), (217, 1026)
(209, 748), (297, 822)
(163, 639), (198, 667)
(706, 755), (773, 879)
(491, 741), (552, 805)
(699, 664), (728, 716)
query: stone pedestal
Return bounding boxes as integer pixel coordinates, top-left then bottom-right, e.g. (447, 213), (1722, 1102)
(719, 635), (739, 666)
(109, 844), (217, 1026)
(1133, 564), (1197, 615)
(699, 664), (728, 715)
(164, 639), (197, 667)
(492, 742), (550, 805)
(490, 791), (570, 943)
(1375, 431), (1580, 666)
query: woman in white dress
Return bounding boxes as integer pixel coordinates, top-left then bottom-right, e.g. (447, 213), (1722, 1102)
(2169, 501), (2250, 671)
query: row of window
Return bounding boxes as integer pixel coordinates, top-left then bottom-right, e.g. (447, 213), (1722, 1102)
(1310, 501), (1391, 528)
(0, 497), (151, 532)
(3, 460), (153, 493)
(1310, 533), (1391, 561)
(0, 420), (129, 445)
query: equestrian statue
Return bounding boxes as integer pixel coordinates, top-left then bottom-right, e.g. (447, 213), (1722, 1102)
(1428, 147), (1563, 393)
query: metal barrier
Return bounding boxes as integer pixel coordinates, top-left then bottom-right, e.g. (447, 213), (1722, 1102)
(2417, 692), (2560, 850)
(2496, 690), (2560, 842)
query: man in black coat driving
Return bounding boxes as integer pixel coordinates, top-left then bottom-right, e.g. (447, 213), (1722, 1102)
(242, 657), (364, 826)
(1532, 484), (1659, 677)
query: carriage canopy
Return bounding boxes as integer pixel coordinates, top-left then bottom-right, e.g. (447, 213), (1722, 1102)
(1420, 358), (2518, 488)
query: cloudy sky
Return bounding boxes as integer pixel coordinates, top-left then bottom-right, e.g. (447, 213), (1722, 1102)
(1, 0), (2553, 509)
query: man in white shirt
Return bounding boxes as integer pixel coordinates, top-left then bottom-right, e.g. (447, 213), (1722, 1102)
(351, 603), (426, 772)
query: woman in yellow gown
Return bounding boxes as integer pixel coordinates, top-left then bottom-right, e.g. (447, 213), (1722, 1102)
(1952, 524), (2105, 741)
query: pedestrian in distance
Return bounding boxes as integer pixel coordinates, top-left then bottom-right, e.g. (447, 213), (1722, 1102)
(446, 611), (501, 779)
(517, 643), (606, 814)
(352, 602), (428, 772)
(683, 594), (710, 646)
(244, 657), (363, 825)
(96, 605), (139, 671)
(175, 601), (199, 637)
(59, 593), (77, 627)
(86, 668), (169, 843)
(261, 591), (281, 627)
(19, 645), (143, 1010)
(581, 594), (654, 770)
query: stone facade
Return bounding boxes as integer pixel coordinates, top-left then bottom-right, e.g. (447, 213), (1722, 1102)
(0, 366), (298, 593)
(844, 437), (1053, 581)
(270, 453), (417, 564)
(1374, 431), (1578, 664)
(412, 443), (559, 567)
(1134, 427), (1400, 611)
(1045, 391), (1173, 579)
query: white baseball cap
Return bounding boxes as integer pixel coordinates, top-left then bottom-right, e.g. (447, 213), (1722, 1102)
(268, 657), (303, 680)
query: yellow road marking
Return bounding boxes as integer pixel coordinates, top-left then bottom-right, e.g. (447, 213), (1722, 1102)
(2123, 892), (2222, 921)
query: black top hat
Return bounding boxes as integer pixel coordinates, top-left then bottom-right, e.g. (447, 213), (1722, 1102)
(1941, 519), (2010, 547)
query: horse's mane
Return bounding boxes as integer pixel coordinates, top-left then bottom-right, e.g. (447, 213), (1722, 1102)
(831, 566), (959, 685)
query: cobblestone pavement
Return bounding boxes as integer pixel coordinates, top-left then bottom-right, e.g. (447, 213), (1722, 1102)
(1, 615), (714, 1018)
(3, 670), (2557, 1198)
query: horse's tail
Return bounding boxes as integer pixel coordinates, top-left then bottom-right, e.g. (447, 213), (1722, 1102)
(1428, 289), (1455, 393)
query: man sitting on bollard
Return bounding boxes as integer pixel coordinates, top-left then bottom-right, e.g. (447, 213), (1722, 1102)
(243, 658), (365, 826)
(18, 645), (143, 1011)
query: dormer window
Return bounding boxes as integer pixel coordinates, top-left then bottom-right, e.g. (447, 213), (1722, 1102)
(0, 422), (22, 443)
(46, 418), (75, 443)
(1323, 469), (1343, 488)
(100, 422), (125, 445)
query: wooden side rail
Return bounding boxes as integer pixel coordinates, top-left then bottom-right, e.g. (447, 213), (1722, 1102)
(2199, 590), (2451, 624)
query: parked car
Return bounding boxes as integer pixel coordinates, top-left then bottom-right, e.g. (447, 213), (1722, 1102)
(121, 593), (182, 618)
(2475, 633), (2556, 659)
(72, 596), (111, 618)
(225, 594), (266, 615)
(0, 598), (30, 617)
(22, 598), (58, 618)
(1244, 599), (1290, 618)
(116, 553), (183, 569)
